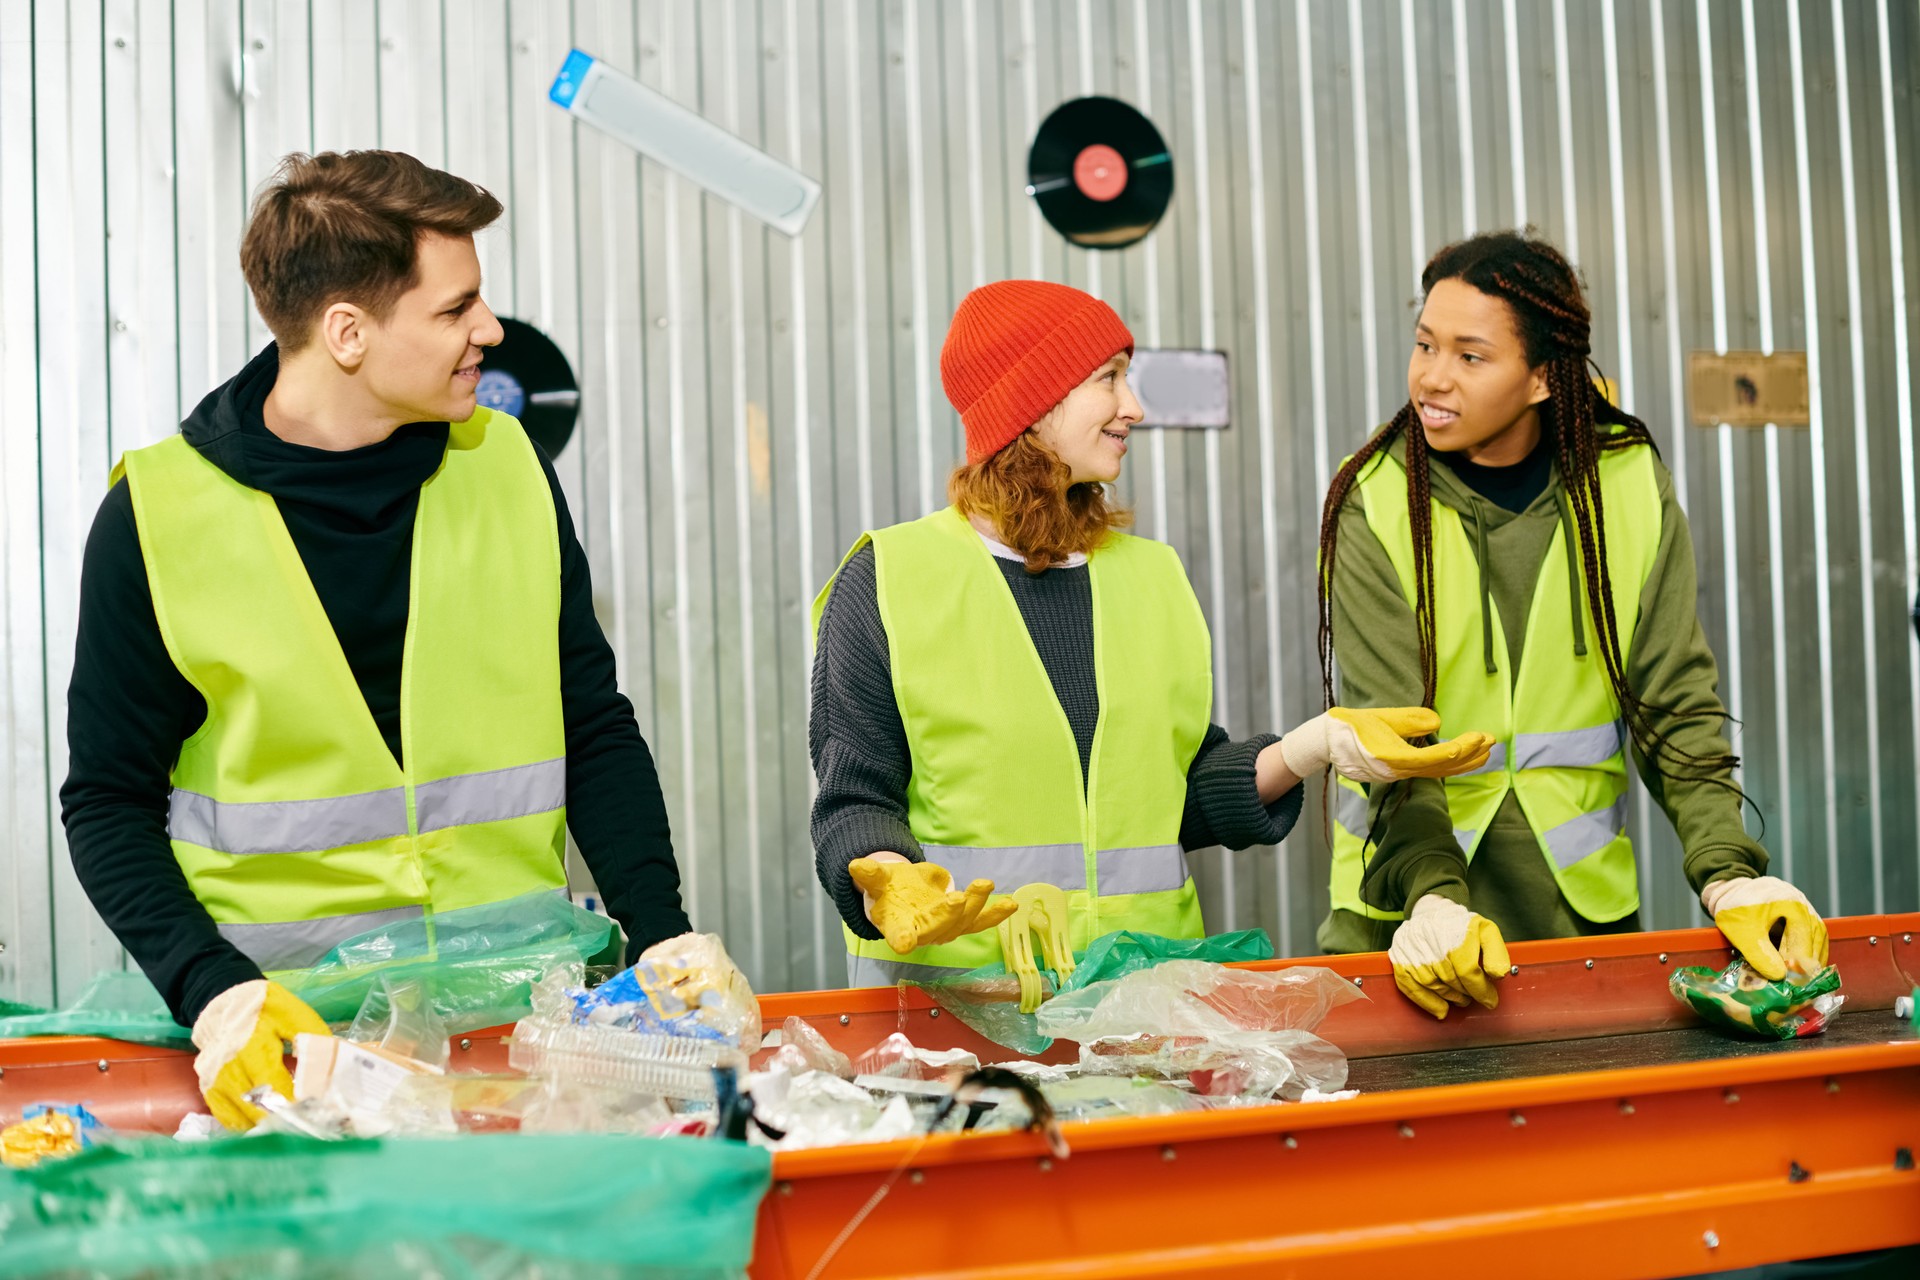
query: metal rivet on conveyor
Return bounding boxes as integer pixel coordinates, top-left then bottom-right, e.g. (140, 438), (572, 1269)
(97, 1060), (109, 1073)
(1826, 1079), (1841, 1094)
(1508, 965), (1519, 976)
(1657, 953), (1668, 965)
(1723, 1089), (1739, 1104)
(1282, 1134), (1298, 1149)
(1788, 1161), (1810, 1183)
(1584, 959), (1594, 970)
(1037, 1158), (1053, 1172)
(909, 1170), (924, 1185)
(1903, 933), (1912, 944)
(458, 1038), (471, 1052)
(1398, 1123), (1415, 1139)
(1353, 977), (1364, 988)
(1869, 936), (1879, 946)
(1509, 1112), (1526, 1127)
(928, 1008), (940, 1018)
(1161, 1145), (1176, 1162)
(776, 1182), (793, 1197)
(1896, 1148), (1914, 1171)
(0, 1066), (6, 1080)
(839, 1015), (850, 1026)
(1703, 1231), (1720, 1250)
(1618, 1100), (1635, 1115)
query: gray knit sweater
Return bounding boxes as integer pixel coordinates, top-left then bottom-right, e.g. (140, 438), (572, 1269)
(810, 542), (1302, 940)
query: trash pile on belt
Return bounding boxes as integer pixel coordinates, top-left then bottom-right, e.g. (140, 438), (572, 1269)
(3, 932), (1369, 1165)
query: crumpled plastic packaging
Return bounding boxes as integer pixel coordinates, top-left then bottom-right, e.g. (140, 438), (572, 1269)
(173, 1113), (222, 1142)
(850, 1032), (979, 1081)
(291, 1033), (445, 1136)
(762, 1016), (855, 1080)
(747, 1070), (917, 1151)
(518, 1076), (672, 1136)
(1669, 958), (1845, 1041)
(1037, 1076), (1203, 1123)
(565, 933), (761, 1051)
(2, 1104), (105, 1168)
(345, 975), (450, 1070)
(1033, 961), (1364, 1099)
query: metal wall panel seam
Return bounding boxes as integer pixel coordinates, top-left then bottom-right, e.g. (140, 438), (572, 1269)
(1348, 0), (1379, 430)
(1451, 0), (1474, 232)
(0, 0), (52, 1003)
(1552, 0), (1579, 261)
(1828, 0), (1885, 910)
(652, 3), (700, 929)
(1291, 0), (1329, 500)
(1694, 0), (1747, 786)
(1076, 0), (1099, 299)
(1131, 0), (1169, 544)
(1503, 0), (1525, 227)
(962, 0), (986, 289)
(1874, 0), (1920, 895)
(785, 0), (825, 984)
(838, 0), (875, 535)
(1021, 0), (1041, 277)
(1785, 0), (1844, 908)
(1648, 0), (1689, 495)
(1398, 0), (1423, 290)
(1597, 0), (1656, 894)
(1738, 0), (1795, 884)
(717, 0), (764, 979)
(901, 0), (935, 516)
(1184, 0), (1229, 726)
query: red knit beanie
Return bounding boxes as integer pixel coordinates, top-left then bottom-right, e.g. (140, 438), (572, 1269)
(940, 280), (1135, 464)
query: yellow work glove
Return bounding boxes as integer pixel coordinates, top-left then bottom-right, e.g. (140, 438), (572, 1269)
(191, 979), (331, 1131)
(1701, 875), (1829, 982)
(1279, 706), (1494, 784)
(849, 856), (1018, 956)
(1387, 894), (1513, 1020)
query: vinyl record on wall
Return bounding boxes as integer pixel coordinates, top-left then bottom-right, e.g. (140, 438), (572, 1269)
(475, 317), (581, 459)
(1026, 96), (1174, 249)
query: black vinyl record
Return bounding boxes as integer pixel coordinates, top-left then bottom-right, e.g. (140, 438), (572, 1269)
(1027, 96), (1174, 249)
(475, 317), (580, 459)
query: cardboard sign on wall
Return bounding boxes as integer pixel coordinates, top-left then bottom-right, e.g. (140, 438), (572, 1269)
(1688, 351), (1810, 427)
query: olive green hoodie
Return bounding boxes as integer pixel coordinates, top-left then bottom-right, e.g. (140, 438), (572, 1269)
(1317, 431), (1766, 955)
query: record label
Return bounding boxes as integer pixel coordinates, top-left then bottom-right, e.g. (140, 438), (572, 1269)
(1027, 97), (1173, 249)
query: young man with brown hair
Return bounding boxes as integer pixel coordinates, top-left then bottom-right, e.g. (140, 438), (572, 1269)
(62, 150), (688, 1127)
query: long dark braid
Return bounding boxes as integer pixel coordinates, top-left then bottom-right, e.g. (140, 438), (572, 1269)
(1318, 231), (1741, 791)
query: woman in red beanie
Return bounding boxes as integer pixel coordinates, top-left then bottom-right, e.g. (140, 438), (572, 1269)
(809, 279), (1494, 987)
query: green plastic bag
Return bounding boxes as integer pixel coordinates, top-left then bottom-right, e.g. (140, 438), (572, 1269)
(0, 1133), (769, 1280)
(0, 971), (192, 1049)
(917, 929), (1276, 1055)
(1668, 958), (1844, 1041)
(279, 891), (616, 1031)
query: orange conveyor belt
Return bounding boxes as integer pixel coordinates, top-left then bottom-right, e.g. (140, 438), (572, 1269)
(4, 913), (1918, 1279)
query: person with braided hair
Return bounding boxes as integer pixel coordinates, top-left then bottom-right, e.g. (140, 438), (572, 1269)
(1317, 231), (1828, 1020)
(810, 280), (1493, 987)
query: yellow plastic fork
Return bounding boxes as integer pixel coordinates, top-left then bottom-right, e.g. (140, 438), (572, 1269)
(997, 883), (1077, 1014)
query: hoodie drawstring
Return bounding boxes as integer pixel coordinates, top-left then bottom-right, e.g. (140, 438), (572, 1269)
(1473, 511), (1497, 675)
(1556, 490), (1588, 659)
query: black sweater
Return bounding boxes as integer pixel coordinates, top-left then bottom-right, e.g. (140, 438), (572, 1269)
(60, 345), (689, 1026)
(810, 540), (1303, 940)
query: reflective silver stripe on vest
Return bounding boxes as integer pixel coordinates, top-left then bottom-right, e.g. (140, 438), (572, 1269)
(846, 954), (968, 988)
(1541, 799), (1628, 870)
(1095, 845), (1190, 895)
(1461, 742), (1508, 776)
(1335, 786), (1370, 839)
(1454, 828), (1478, 854)
(416, 758), (566, 833)
(169, 786), (409, 856)
(216, 903), (427, 971)
(169, 758), (566, 855)
(1514, 721), (1627, 771)
(920, 843), (1087, 891)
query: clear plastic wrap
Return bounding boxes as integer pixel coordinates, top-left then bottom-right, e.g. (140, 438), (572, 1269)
(849, 1032), (979, 1081)
(748, 1071), (918, 1151)
(1669, 959), (1845, 1041)
(1032, 960), (1363, 1099)
(1037, 1076), (1205, 1122)
(762, 1016), (856, 1079)
(345, 975), (450, 1070)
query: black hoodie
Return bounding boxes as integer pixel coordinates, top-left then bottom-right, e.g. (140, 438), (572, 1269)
(60, 345), (689, 1025)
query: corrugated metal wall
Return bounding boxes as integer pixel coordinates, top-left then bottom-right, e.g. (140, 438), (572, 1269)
(3, 0), (1917, 1004)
